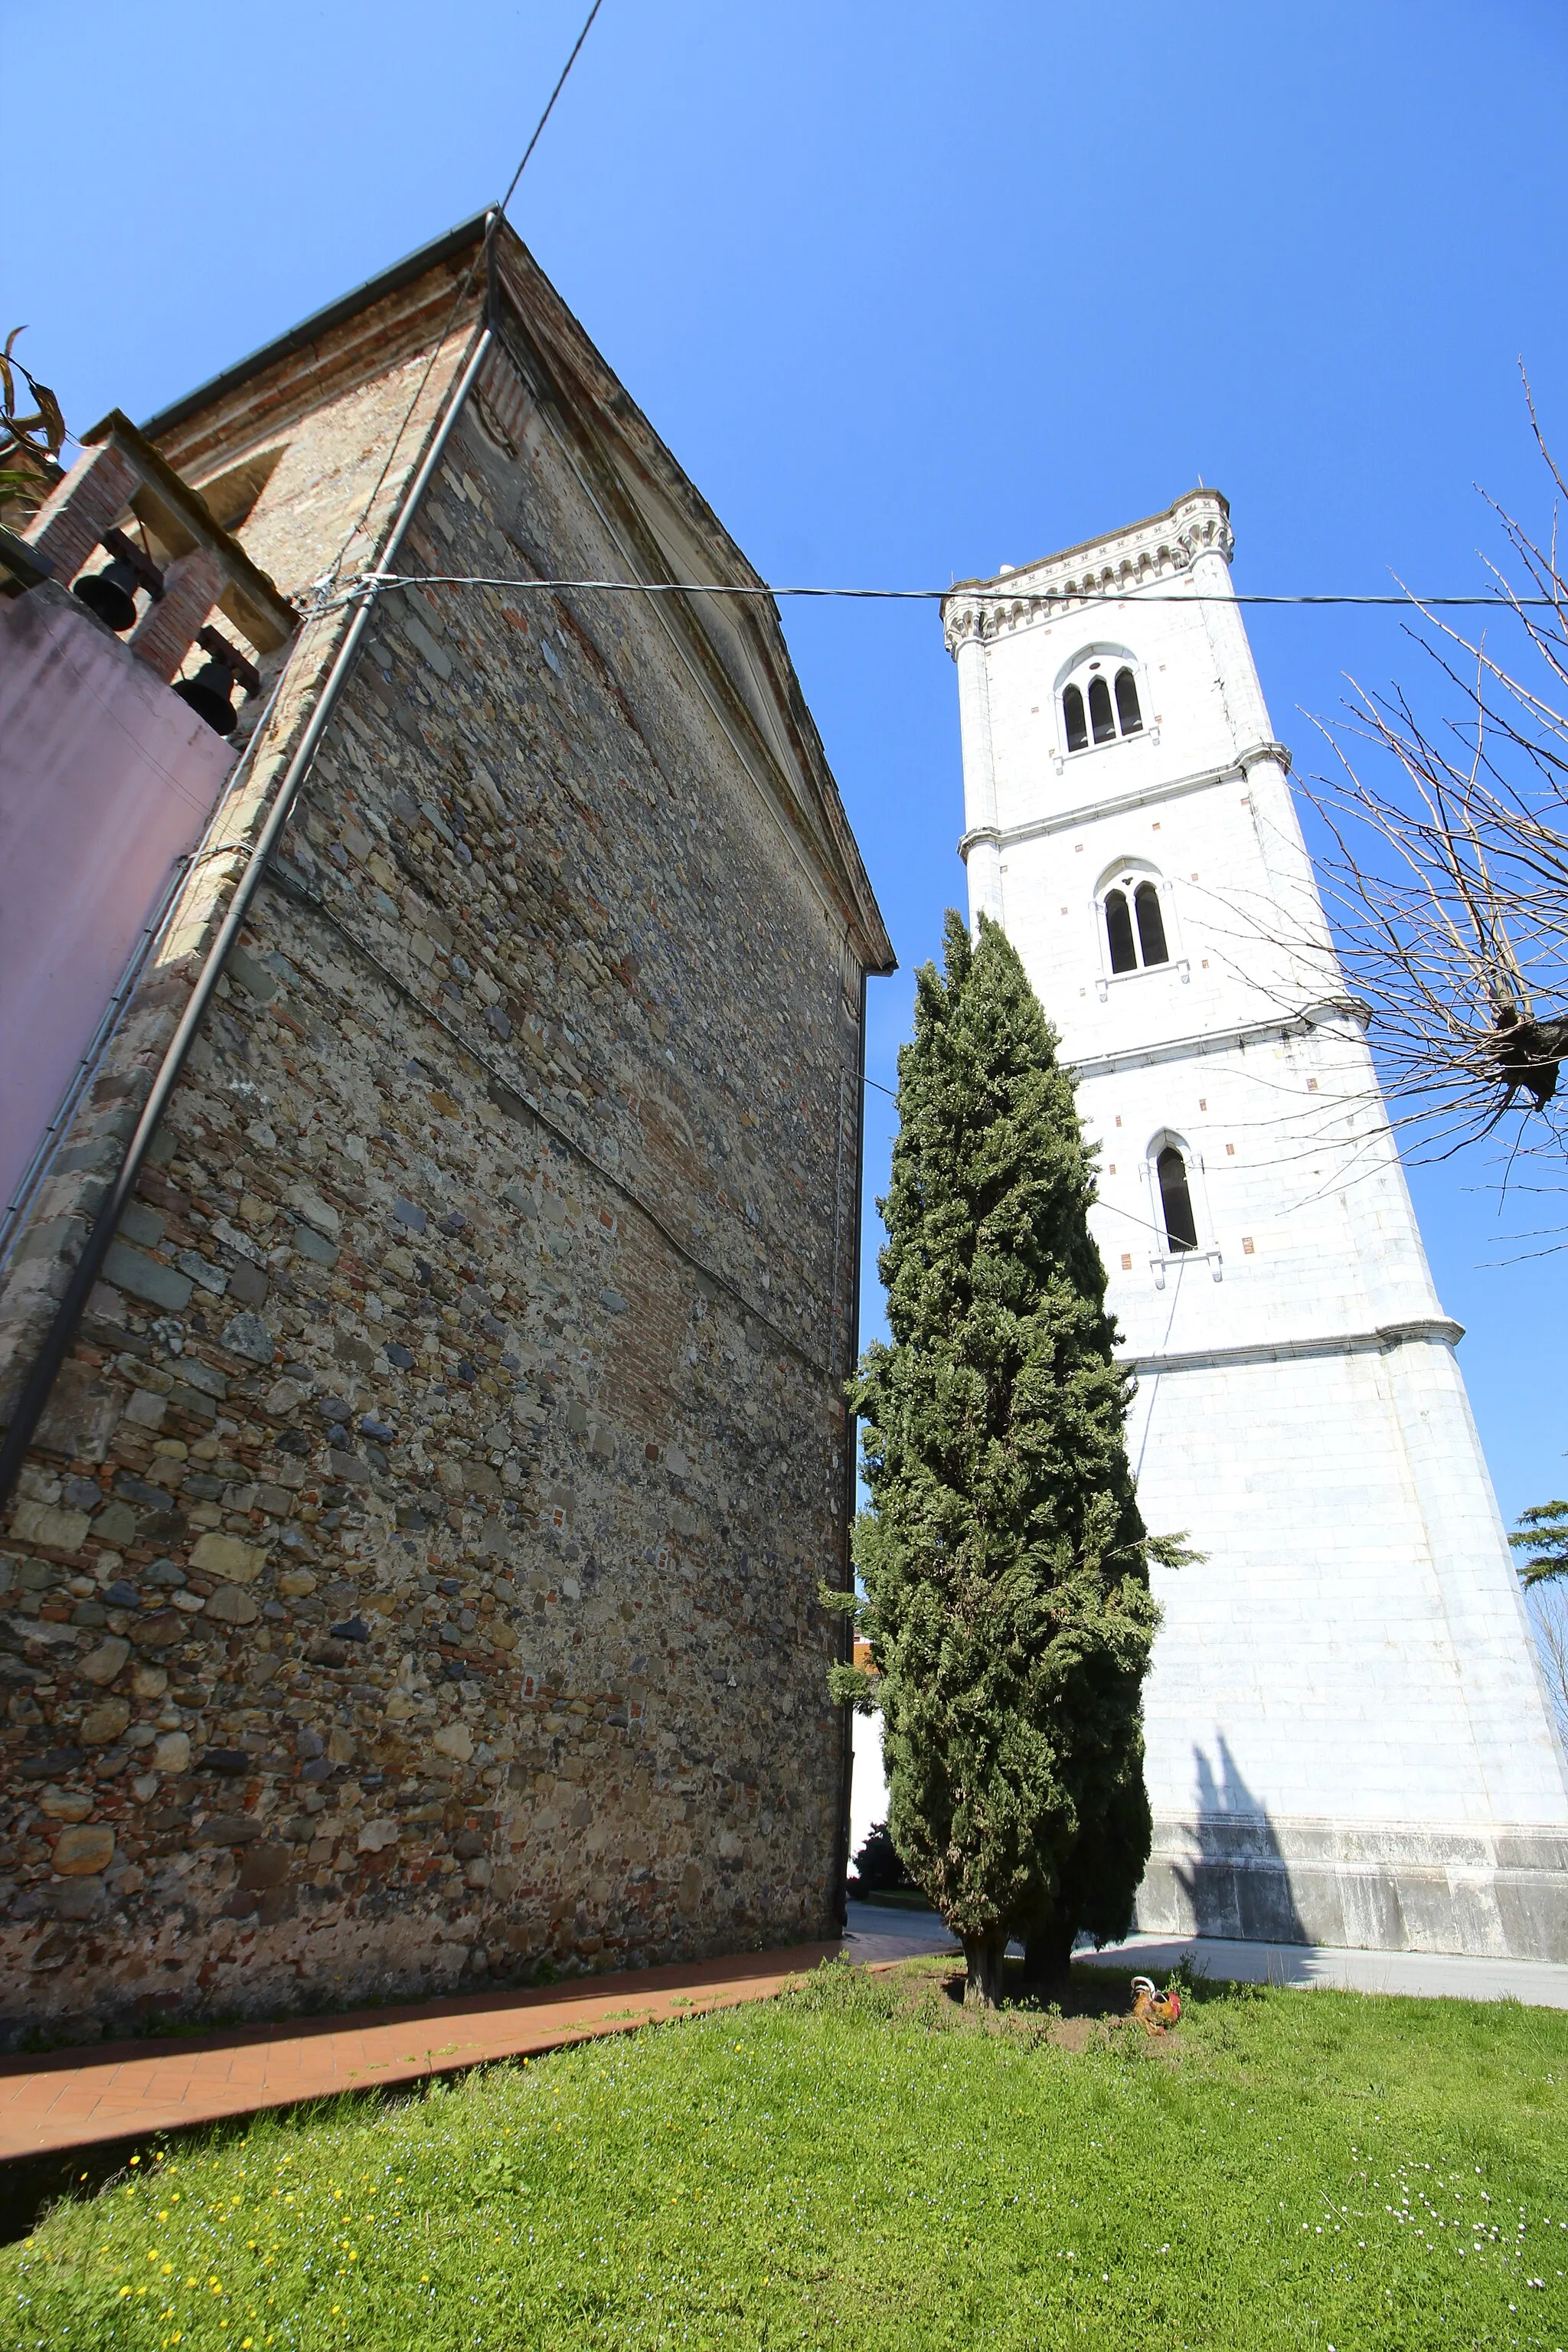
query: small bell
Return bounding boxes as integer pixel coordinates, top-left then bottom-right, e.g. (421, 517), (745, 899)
(174, 656), (238, 736)
(73, 556), (142, 634)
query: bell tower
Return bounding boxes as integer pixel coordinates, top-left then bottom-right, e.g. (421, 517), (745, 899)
(942, 492), (1568, 1959)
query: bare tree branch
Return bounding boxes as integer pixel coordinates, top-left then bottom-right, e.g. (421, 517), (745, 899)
(1276, 395), (1568, 1236)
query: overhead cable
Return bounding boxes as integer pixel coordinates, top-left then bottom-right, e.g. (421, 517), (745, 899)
(334, 570), (1565, 613)
(329, 0), (604, 589)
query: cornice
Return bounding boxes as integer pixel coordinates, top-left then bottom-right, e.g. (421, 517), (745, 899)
(1118, 1317), (1465, 1377)
(1068, 1001), (1366, 1083)
(985, 757), (1242, 849)
(942, 489), (1235, 656)
(978, 742), (1295, 852)
(1239, 739), (1292, 775)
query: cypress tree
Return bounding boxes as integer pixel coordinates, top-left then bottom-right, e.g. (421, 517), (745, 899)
(846, 911), (1181, 2005)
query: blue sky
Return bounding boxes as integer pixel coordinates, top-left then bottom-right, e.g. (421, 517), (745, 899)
(8, 0), (1568, 1524)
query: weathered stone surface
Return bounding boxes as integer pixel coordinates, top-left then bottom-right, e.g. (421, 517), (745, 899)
(204, 1584), (260, 1625)
(80, 1697), (132, 1746)
(237, 1845), (290, 1892)
(129, 1609), (185, 1650)
(202, 1815), (260, 1844)
(152, 1732), (191, 1773)
(102, 1241), (192, 1313)
(190, 1533), (266, 1583)
(52, 1825), (116, 1877)
(33, 1366), (122, 1463)
(79, 1636), (131, 1686)
(220, 1312), (276, 1364)
(39, 1788), (93, 1822)
(8, 1500), (90, 1553)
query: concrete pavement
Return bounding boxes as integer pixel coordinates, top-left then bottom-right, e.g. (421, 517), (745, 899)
(1077, 1929), (1568, 2007)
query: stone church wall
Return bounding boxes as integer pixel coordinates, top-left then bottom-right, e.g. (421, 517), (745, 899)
(0, 276), (877, 2042)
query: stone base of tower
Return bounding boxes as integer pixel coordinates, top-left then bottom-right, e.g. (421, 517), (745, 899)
(1135, 1812), (1568, 1962)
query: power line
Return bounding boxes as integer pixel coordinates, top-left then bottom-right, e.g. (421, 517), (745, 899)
(336, 569), (1564, 612)
(328, 1), (605, 592)
(496, 0), (604, 217)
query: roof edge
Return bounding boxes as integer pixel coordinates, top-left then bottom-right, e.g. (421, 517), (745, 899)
(121, 211), (493, 447)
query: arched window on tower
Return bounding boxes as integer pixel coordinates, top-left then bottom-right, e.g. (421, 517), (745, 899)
(1104, 887), (1138, 974)
(1134, 881), (1169, 966)
(1156, 1145), (1198, 1253)
(1100, 869), (1174, 976)
(1060, 653), (1146, 755)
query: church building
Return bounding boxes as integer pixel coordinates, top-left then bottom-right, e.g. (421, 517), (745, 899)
(0, 214), (891, 2043)
(942, 490), (1568, 1960)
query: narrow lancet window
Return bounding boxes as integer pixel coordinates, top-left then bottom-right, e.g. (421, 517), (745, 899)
(1115, 666), (1142, 734)
(1088, 674), (1116, 743)
(1135, 881), (1169, 966)
(1063, 683), (1088, 753)
(1158, 1145), (1198, 1253)
(1105, 888), (1138, 973)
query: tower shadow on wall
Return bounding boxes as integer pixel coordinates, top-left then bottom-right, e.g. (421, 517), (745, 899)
(1175, 1733), (1308, 1946)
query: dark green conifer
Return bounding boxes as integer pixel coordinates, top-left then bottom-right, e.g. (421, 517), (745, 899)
(847, 911), (1181, 2004)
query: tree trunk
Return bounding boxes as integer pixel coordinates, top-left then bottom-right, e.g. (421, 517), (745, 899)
(1023, 1912), (1076, 1995)
(962, 1928), (1008, 2007)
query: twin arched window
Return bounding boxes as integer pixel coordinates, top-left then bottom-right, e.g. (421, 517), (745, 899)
(1103, 875), (1169, 974)
(1063, 665), (1142, 753)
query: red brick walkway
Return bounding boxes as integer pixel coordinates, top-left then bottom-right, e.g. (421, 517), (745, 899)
(0, 1933), (914, 2164)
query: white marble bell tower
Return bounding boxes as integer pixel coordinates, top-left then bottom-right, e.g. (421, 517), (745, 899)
(942, 489), (1568, 1959)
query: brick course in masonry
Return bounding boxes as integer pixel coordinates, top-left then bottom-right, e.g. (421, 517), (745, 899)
(0, 220), (893, 2043)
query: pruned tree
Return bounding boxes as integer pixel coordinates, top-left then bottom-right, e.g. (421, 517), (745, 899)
(843, 911), (1184, 2007)
(1282, 381), (1568, 1219)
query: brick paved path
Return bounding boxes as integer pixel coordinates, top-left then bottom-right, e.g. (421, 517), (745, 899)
(0, 1918), (953, 2165)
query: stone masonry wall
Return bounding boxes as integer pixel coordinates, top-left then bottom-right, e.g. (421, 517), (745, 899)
(0, 267), (879, 2042)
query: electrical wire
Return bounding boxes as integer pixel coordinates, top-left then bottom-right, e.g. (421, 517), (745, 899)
(326, 0), (605, 594)
(495, 0), (604, 217)
(334, 570), (1565, 612)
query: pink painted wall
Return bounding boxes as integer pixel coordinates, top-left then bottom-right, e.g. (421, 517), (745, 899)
(0, 586), (237, 1216)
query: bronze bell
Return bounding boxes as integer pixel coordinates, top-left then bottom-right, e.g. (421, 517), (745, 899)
(71, 528), (165, 635)
(73, 555), (142, 633)
(174, 656), (239, 736)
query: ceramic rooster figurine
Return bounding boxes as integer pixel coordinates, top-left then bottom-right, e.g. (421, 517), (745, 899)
(1130, 1975), (1182, 2034)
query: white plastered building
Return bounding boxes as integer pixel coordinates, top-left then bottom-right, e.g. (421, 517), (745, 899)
(941, 489), (1568, 1959)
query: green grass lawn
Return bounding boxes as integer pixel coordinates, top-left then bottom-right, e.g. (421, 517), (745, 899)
(6, 1957), (1567, 2350)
